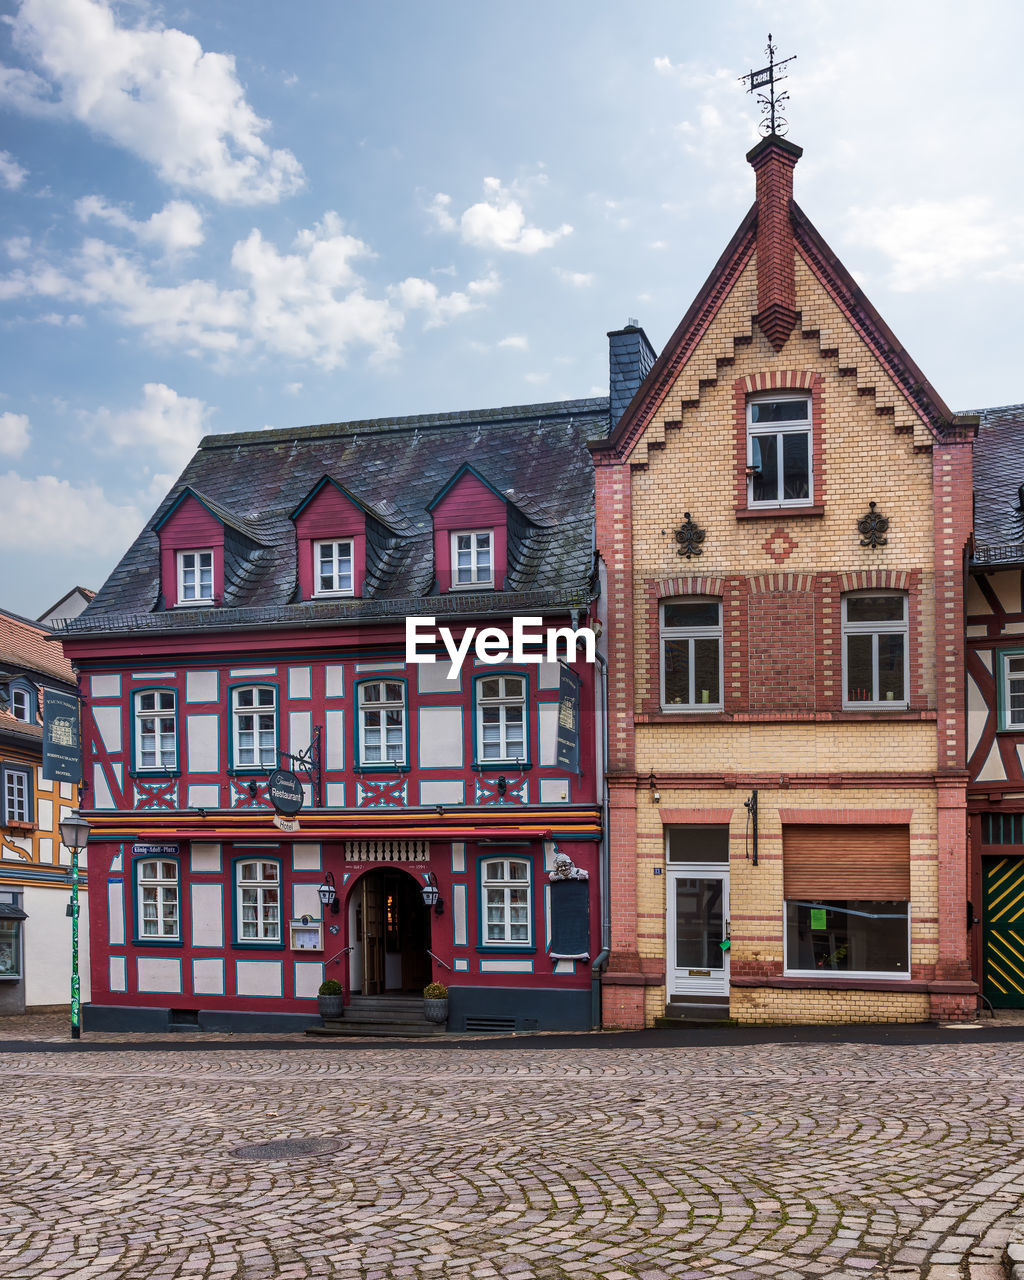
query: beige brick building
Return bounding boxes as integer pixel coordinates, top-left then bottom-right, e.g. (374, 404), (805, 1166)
(592, 134), (978, 1026)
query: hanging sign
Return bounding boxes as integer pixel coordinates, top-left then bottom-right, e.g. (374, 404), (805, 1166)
(42, 689), (82, 784)
(273, 814), (301, 833)
(555, 665), (581, 774)
(267, 768), (303, 815)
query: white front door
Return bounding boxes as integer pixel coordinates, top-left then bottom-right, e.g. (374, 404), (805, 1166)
(667, 868), (730, 998)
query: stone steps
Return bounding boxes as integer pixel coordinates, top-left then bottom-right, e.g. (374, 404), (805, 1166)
(306, 1018), (447, 1038)
(305, 993), (447, 1038)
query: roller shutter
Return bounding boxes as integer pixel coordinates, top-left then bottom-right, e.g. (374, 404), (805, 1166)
(783, 824), (910, 899)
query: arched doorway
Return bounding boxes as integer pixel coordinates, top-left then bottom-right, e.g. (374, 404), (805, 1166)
(352, 868), (431, 995)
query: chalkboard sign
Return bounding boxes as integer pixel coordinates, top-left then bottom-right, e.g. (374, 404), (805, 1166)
(548, 878), (590, 959)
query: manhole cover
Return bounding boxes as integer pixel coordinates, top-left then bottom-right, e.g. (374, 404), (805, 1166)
(232, 1137), (340, 1161)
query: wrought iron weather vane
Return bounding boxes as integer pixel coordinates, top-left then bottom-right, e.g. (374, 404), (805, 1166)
(740, 33), (796, 137)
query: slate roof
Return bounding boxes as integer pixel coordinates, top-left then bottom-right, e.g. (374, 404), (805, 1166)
(970, 403), (1024, 565)
(67, 398), (610, 636)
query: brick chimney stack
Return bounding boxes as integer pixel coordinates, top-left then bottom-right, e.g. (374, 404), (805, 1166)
(746, 133), (803, 351)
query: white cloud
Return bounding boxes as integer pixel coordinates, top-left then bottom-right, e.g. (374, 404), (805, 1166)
(555, 269), (594, 287)
(1, 0), (303, 204)
(392, 271), (500, 328)
(497, 335), (528, 350)
(432, 177), (571, 254)
(844, 197), (1024, 291)
(284, 381), (303, 395)
(0, 411), (31, 456)
(76, 195), (204, 253)
(0, 151), (27, 190)
(524, 371), (549, 385)
(82, 382), (211, 471)
(0, 469), (142, 555)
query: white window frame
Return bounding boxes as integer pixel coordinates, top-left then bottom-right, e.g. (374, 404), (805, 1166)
(236, 860), (281, 943)
(841, 592), (909, 709)
(476, 674), (526, 763)
(10, 688), (31, 722)
(481, 857), (532, 947)
(137, 859), (180, 940)
(746, 394), (813, 508)
(358, 681), (406, 766)
(451, 530), (494, 589)
(659, 598), (723, 712)
(232, 685), (278, 770)
(2, 766), (30, 824)
(176, 549), (214, 604)
(1002, 651), (1024, 730)
(134, 690), (177, 771)
(313, 539), (354, 597)
(783, 899), (911, 981)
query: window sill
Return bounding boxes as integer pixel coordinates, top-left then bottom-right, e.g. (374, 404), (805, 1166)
(636, 709), (937, 725)
(173, 601), (218, 608)
(476, 946), (536, 955)
(472, 762), (534, 772)
(231, 941), (286, 951)
(353, 764), (411, 775)
(735, 505), (824, 520)
(312, 591), (356, 600)
(227, 768), (278, 777)
(129, 770), (181, 779)
(132, 938), (183, 948)
(448, 584), (496, 592)
(2, 820), (36, 833)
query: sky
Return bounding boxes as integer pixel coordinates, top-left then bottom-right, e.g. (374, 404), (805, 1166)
(2, 0), (1023, 618)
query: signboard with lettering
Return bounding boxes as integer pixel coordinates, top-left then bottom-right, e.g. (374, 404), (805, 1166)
(42, 688), (82, 784)
(267, 769), (303, 816)
(555, 665), (581, 774)
(133, 844), (180, 856)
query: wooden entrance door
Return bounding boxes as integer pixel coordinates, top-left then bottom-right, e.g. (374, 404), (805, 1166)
(361, 874), (386, 995)
(982, 855), (1024, 1007)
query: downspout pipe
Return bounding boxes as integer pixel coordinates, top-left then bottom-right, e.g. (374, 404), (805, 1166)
(591, 646), (611, 1029)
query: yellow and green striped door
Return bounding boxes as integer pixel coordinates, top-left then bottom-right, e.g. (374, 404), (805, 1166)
(983, 855), (1024, 1007)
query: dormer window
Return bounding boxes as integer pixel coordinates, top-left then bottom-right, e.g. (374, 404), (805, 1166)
(452, 531), (493, 589)
(177, 550), (214, 604)
(11, 689), (31, 723)
(314, 540), (354, 596)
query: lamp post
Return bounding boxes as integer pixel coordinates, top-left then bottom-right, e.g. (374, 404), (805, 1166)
(58, 810), (90, 1040)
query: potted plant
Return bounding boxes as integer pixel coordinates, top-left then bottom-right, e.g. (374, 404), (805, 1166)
(317, 977), (345, 1020)
(423, 981), (448, 1025)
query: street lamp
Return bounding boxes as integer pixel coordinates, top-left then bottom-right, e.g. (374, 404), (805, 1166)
(58, 809), (90, 1040)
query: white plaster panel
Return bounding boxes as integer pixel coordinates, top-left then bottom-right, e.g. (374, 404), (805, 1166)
(109, 956), (127, 993)
(553, 960), (576, 975)
(992, 571), (1024, 616)
(2, 835), (29, 859)
(978, 650), (993, 674)
(292, 883), (321, 919)
(187, 715), (220, 773)
(479, 958), (533, 973)
(538, 702), (559, 765)
(186, 670), (218, 703)
(355, 662), (404, 672)
(36, 798), (53, 832)
(977, 741), (1007, 783)
(418, 779), (465, 806)
(537, 661), (560, 690)
(292, 844), (322, 872)
(417, 663), (462, 695)
(107, 881), (125, 945)
(235, 960), (283, 998)
(1004, 622), (1024, 635)
(289, 667), (312, 700)
(450, 843), (466, 873)
(301, 784), (312, 806)
(110, 764), (122, 789)
(966, 576), (993, 614)
(539, 778), (570, 804)
(190, 843), (222, 873)
(132, 671), (175, 679)
(35, 770), (51, 793)
(90, 674), (120, 698)
(192, 958), (224, 995)
(1018, 745), (1024, 776)
(419, 706), (463, 767)
(453, 958), (470, 972)
(190, 883), (224, 948)
(453, 883), (468, 946)
(289, 711), (312, 756)
(37, 837), (52, 864)
(92, 705), (122, 754)
(187, 784), (220, 809)
(325, 665), (344, 697)
(294, 961), (324, 999)
(966, 625), (990, 638)
(110, 850), (123, 871)
(137, 957), (182, 993)
(92, 763), (115, 810)
(326, 782), (345, 806)
(543, 839), (556, 871)
(59, 782), (73, 800)
(325, 710), (345, 769)
(967, 672), (989, 761)
(229, 667), (276, 677)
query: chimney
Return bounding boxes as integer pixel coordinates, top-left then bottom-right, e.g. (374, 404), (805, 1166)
(608, 323), (656, 427)
(746, 134), (803, 351)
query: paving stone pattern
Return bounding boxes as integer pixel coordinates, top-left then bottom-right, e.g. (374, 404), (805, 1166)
(1, 1025), (1023, 1279)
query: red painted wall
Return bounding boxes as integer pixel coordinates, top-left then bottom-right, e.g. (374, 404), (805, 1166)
(157, 499), (225, 608)
(293, 483), (367, 599)
(431, 473), (509, 592)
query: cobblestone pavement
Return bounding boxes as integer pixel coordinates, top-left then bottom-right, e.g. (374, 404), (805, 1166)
(2, 1022), (1024, 1279)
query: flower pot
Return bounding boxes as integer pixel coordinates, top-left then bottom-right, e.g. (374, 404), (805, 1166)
(423, 998), (448, 1025)
(318, 993), (345, 1020)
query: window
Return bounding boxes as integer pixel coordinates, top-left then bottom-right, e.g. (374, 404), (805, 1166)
(481, 858), (531, 946)
(451, 531), (493, 588)
(11, 688), (31, 722)
(2, 766), (31, 825)
(137, 860), (179, 940)
(0, 918), (21, 978)
(358, 681), (406, 766)
(660, 599), (722, 711)
(134, 690), (177, 771)
(232, 686), (277, 769)
(477, 675), (526, 762)
(1001, 652), (1024, 729)
(314, 539), (353, 596)
(177, 550), (214, 603)
(236, 860), (281, 943)
(747, 395), (811, 506)
(842, 593), (908, 708)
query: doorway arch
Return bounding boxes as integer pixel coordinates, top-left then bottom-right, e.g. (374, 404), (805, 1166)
(348, 867), (431, 995)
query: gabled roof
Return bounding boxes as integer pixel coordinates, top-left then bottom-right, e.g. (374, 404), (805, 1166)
(971, 403), (1024, 565)
(289, 475), (380, 525)
(427, 462), (510, 513)
(0, 608), (75, 685)
(153, 485), (267, 544)
(36, 585), (95, 622)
